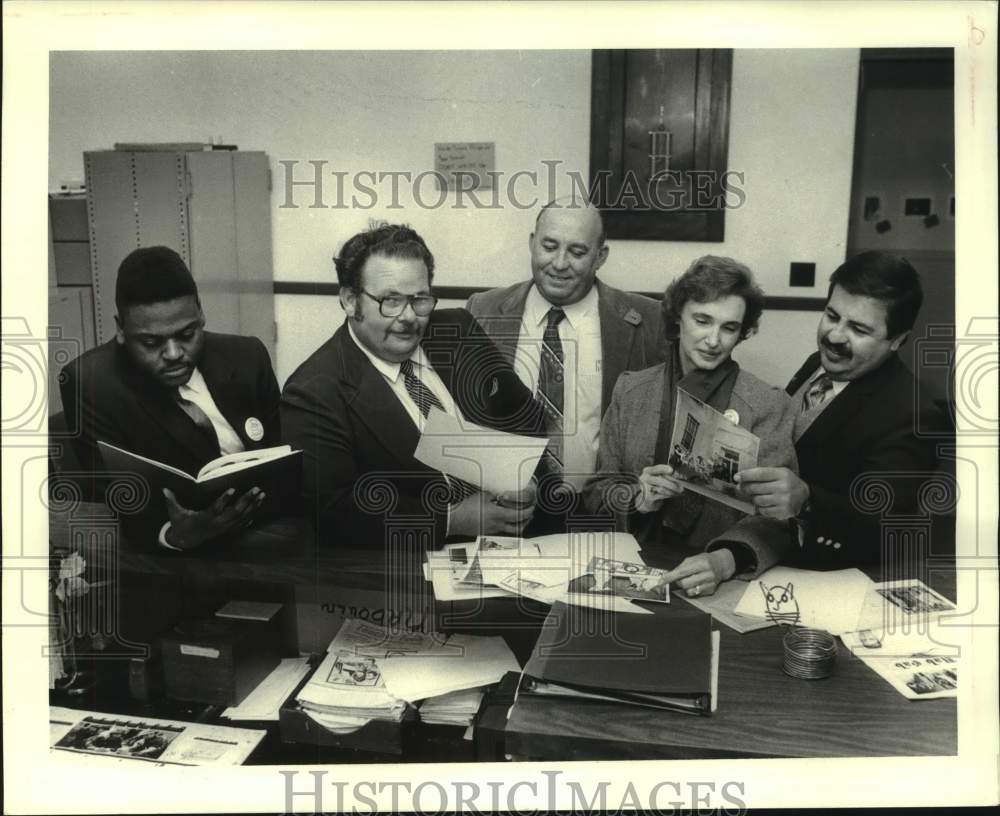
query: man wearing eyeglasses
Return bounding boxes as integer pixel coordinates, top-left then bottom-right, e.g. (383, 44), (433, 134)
(281, 222), (546, 550)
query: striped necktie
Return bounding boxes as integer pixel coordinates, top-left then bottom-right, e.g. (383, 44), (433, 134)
(400, 359), (475, 503)
(400, 358), (445, 418)
(536, 307), (566, 473)
(803, 372), (835, 411)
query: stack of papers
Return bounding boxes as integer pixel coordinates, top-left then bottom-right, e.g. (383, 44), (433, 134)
(295, 620), (431, 733)
(418, 687), (486, 727)
(379, 634), (519, 703)
(294, 620), (520, 734)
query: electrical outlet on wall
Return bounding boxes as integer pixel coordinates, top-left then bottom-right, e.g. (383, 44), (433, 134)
(789, 262), (816, 288)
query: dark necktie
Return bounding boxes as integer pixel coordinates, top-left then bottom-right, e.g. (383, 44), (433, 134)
(536, 307), (566, 473)
(176, 391), (220, 455)
(400, 359), (475, 503)
(400, 359), (445, 418)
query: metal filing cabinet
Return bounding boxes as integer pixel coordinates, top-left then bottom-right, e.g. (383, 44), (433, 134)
(83, 149), (276, 361)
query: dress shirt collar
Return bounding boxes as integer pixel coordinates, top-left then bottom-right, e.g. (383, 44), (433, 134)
(809, 365), (849, 398)
(178, 367), (208, 396)
(525, 283), (599, 331)
(347, 321), (433, 383)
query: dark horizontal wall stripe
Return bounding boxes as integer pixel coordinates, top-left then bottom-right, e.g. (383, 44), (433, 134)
(273, 281), (826, 311)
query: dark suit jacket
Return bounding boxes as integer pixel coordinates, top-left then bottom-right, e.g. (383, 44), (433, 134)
(466, 279), (664, 417)
(787, 351), (942, 566)
(60, 332), (282, 544)
(280, 309), (546, 550)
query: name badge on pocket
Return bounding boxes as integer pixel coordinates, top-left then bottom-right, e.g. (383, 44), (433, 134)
(245, 417), (264, 442)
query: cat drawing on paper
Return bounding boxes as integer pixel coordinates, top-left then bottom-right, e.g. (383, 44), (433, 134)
(760, 582), (800, 625)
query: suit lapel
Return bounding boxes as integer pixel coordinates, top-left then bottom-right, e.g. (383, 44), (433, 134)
(336, 327), (422, 469)
(198, 335), (255, 448)
(598, 281), (640, 415)
(115, 345), (218, 466)
(484, 282), (530, 367)
(786, 352), (822, 396)
(795, 354), (898, 453)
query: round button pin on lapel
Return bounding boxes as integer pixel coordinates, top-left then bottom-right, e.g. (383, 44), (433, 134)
(723, 409), (740, 425)
(245, 417), (264, 442)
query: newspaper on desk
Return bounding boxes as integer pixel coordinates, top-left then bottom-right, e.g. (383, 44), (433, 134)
(841, 579), (959, 700)
(295, 619), (519, 732)
(49, 707), (264, 766)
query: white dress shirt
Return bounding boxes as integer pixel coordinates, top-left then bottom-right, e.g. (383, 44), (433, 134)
(177, 367), (246, 455)
(347, 323), (460, 429)
(159, 367), (245, 549)
(515, 284), (603, 491)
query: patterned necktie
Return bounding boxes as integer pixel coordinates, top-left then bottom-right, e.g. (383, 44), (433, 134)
(400, 359), (445, 418)
(400, 359), (475, 503)
(176, 390), (220, 454)
(536, 307), (566, 473)
(803, 372), (835, 411)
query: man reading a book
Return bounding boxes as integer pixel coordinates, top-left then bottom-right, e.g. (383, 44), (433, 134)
(61, 246), (282, 551)
(280, 222), (546, 550)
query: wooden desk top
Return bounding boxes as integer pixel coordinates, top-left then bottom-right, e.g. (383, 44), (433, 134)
(505, 598), (958, 760)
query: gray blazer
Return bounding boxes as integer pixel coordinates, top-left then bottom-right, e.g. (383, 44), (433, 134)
(466, 279), (663, 416)
(581, 363), (799, 578)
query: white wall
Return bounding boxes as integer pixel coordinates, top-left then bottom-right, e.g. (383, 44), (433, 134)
(50, 49), (858, 385)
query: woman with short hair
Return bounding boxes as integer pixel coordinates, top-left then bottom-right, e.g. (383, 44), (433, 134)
(582, 255), (798, 598)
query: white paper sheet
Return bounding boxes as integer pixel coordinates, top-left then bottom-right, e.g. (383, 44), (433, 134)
(680, 579), (776, 633)
(222, 657), (311, 721)
(379, 635), (519, 703)
(413, 407), (548, 495)
(733, 566), (874, 634)
(841, 624), (959, 699)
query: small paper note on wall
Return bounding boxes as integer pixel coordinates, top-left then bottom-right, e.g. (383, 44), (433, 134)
(434, 141), (495, 190)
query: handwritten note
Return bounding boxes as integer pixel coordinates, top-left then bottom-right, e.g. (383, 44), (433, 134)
(434, 142), (495, 190)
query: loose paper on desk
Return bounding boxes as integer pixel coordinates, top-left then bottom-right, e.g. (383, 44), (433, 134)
(678, 579), (775, 633)
(413, 407), (548, 495)
(222, 657), (311, 721)
(379, 634), (519, 703)
(852, 578), (958, 634)
(841, 622), (959, 700)
(471, 534), (653, 614)
(733, 566), (873, 634)
(50, 707), (264, 766)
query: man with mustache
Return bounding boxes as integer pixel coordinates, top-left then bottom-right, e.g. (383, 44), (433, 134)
(60, 246), (281, 550)
(281, 223), (545, 549)
(736, 251), (942, 565)
(466, 198), (663, 532)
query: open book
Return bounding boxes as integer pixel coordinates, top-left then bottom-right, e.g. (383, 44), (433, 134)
(97, 441), (301, 509)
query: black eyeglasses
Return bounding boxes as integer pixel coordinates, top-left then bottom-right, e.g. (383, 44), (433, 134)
(360, 290), (438, 317)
